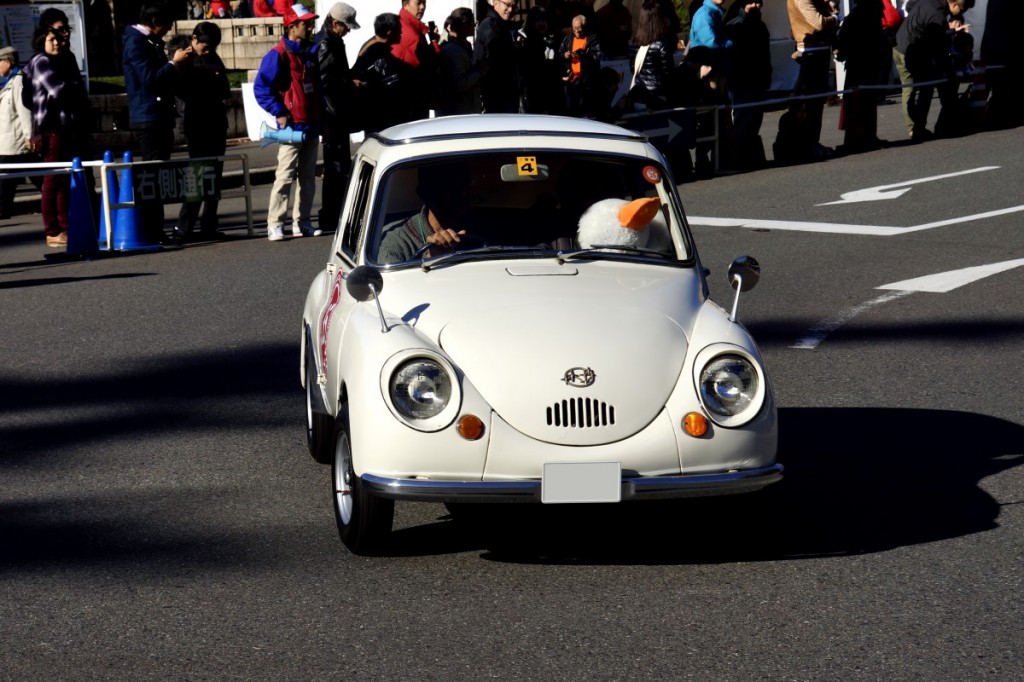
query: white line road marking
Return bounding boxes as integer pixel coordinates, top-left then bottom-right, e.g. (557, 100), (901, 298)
(877, 258), (1024, 293)
(688, 204), (1024, 236)
(791, 291), (913, 349)
(816, 166), (1000, 205)
(792, 258), (1024, 349)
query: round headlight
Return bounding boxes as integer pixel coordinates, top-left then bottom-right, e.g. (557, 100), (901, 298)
(390, 359), (452, 419)
(699, 355), (758, 417)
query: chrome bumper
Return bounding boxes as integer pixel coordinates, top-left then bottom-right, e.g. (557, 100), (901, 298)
(361, 463), (783, 503)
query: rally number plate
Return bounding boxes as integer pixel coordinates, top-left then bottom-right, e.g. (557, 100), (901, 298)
(541, 462), (621, 504)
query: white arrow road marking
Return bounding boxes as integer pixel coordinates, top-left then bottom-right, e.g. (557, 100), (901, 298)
(791, 291), (912, 349)
(688, 204), (1024, 236)
(792, 258), (1024, 349)
(877, 258), (1024, 293)
(816, 166), (1000, 206)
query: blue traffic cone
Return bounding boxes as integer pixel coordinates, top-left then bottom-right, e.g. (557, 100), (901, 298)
(97, 150), (118, 250)
(112, 151), (159, 251)
(66, 157), (98, 257)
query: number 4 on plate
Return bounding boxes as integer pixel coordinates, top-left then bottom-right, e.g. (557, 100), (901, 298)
(517, 156), (538, 176)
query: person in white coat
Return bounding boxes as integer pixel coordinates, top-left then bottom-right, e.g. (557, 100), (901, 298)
(0, 46), (39, 219)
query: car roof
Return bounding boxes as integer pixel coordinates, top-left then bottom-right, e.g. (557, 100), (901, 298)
(372, 114), (645, 146)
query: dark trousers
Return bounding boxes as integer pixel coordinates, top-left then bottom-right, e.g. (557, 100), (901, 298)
(39, 131), (71, 237)
(794, 49), (831, 146)
(134, 123), (174, 241)
(177, 130), (226, 235)
(563, 79), (586, 117)
(318, 134), (350, 232)
(730, 90), (766, 169)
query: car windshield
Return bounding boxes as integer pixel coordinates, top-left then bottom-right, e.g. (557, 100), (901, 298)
(367, 152), (691, 266)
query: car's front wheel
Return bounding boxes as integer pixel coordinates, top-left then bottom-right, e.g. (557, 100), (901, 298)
(332, 406), (395, 555)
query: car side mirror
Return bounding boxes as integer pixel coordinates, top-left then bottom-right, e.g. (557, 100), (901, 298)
(346, 266), (389, 333)
(727, 256), (760, 322)
(728, 256), (760, 292)
(346, 265), (384, 301)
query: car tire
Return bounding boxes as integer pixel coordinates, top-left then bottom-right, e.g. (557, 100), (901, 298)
(305, 354), (334, 464)
(332, 405), (395, 555)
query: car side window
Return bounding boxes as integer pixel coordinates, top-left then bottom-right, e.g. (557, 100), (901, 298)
(341, 162), (374, 259)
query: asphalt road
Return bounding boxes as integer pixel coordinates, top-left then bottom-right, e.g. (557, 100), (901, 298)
(1, 114), (1022, 679)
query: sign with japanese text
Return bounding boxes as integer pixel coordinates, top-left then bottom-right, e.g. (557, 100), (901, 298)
(134, 160), (220, 204)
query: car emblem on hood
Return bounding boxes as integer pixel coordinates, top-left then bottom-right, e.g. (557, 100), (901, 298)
(563, 367), (596, 388)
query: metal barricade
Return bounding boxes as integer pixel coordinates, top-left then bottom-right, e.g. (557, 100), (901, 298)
(616, 63), (1005, 176)
(98, 153), (253, 247)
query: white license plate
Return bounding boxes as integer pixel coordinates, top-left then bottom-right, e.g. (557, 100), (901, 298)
(541, 461), (621, 504)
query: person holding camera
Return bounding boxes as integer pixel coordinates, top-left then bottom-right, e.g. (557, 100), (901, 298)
(559, 14), (601, 117)
(172, 21), (231, 242)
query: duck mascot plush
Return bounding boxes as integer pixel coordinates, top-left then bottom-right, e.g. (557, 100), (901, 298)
(575, 196), (671, 251)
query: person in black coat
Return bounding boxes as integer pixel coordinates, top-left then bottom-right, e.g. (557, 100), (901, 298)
(316, 2), (361, 232)
(893, 0), (972, 140)
(519, 6), (563, 114)
(474, 0), (522, 114)
(726, 0), (771, 168)
(438, 8), (482, 115)
(835, 0), (888, 152)
(173, 22), (231, 241)
(630, 0), (677, 110)
(353, 13), (406, 133)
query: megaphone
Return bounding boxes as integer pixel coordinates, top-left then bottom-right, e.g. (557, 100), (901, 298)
(260, 121), (307, 148)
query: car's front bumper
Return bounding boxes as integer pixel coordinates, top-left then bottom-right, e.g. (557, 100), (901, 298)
(361, 463), (783, 503)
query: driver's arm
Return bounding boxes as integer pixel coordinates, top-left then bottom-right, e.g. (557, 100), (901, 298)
(425, 228), (466, 248)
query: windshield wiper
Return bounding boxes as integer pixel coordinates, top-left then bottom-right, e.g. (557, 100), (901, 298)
(421, 245), (553, 270)
(556, 244), (673, 263)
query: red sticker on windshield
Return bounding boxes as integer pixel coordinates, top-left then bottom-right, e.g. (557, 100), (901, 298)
(642, 166), (661, 184)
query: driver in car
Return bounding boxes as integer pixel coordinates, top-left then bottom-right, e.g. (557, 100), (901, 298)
(377, 163), (474, 264)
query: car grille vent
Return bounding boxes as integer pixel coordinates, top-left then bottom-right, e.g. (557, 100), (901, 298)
(546, 398), (615, 428)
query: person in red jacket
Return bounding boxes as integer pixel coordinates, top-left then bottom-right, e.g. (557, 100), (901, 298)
(392, 0), (441, 121)
(254, 3), (323, 241)
(208, 0), (232, 17)
(253, 0), (288, 18)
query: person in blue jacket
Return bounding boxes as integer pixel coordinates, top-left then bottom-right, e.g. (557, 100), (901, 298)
(254, 3), (323, 241)
(122, 3), (192, 244)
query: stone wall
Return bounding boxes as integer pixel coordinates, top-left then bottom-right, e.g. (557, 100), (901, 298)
(170, 18), (283, 71)
(87, 17), (279, 149)
(90, 89), (250, 150)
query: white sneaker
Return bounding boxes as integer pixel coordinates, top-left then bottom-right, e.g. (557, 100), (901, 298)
(267, 224), (285, 241)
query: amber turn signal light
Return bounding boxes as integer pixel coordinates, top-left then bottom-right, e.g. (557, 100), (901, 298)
(457, 414), (485, 440)
(682, 412), (708, 437)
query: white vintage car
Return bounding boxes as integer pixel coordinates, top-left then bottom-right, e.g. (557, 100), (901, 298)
(301, 115), (781, 554)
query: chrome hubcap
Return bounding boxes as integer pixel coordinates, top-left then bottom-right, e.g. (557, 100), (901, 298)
(334, 432), (353, 524)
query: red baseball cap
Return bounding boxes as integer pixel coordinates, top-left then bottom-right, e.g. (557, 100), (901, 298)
(283, 3), (318, 26)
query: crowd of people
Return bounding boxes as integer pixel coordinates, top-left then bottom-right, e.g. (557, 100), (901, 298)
(1, 0), (1021, 247)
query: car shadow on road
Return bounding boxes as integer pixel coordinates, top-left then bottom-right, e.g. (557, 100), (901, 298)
(0, 272), (155, 290)
(386, 407), (1023, 564)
